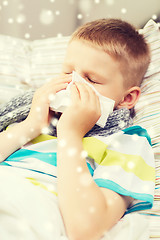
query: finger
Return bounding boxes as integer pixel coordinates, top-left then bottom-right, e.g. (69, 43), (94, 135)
(84, 84), (101, 115)
(43, 75), (72, 91)
(70, 83), (80, 103)
(76, 81), (99, 106)
(39, 75), (72, 95)
(48, 74), (72, 84)
(95, 96), (101, 116)
(46, 82), (70, 101)
(75, 81), (101, 114)
(51, 82), (69, 93)
(82, 82), (97, 101)
(36, 82), (69, 104)
(74, 82), (90, 103)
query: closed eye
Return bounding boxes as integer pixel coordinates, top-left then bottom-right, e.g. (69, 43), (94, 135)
(86, 76), (97, 84)
(64, 72), (72, 75)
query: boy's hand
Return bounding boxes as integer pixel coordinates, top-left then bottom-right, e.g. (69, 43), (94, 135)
(26, 74), (72, 134)
(57, 81), (101, 138)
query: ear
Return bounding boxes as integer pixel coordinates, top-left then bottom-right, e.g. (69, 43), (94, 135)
(117, 86), (141, 110)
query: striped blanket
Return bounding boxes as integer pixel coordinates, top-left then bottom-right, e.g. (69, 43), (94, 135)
(1, 124), (155, 214)
(0, 125), (155, 239)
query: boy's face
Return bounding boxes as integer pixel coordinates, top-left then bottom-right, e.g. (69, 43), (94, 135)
(62, 40), (127, 108)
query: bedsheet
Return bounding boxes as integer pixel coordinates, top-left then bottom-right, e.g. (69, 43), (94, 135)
(0, 167), (67, 240)
(0, 166), (150, 240)
(0, 150), (150, 240)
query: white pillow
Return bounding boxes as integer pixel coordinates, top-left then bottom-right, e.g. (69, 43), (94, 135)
(0, 35), (70, 103)
(134, 19), (160, 152)
(134, 20), (160, 216)
(29, 36), (70, 88)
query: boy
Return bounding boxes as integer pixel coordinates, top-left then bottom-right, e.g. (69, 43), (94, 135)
(0, 19), (155, 240)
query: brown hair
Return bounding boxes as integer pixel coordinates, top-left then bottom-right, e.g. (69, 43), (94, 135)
(71, 18), (150, 88)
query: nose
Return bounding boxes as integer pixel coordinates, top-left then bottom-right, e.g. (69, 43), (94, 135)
(73, 70), (83, 78)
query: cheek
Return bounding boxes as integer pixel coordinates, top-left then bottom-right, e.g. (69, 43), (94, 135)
(93, 85), (108, 97)
(95, 85), (115, 99)
(96, 85), (124, 106)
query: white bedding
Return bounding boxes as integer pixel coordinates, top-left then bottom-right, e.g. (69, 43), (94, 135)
(0, 167), (150, 240)
(0, 167), (67, 240)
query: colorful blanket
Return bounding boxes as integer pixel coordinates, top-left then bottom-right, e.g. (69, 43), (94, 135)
(0, 128), (154, 239)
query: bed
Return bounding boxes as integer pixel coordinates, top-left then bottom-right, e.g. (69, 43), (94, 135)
(0, 19), (160, 239)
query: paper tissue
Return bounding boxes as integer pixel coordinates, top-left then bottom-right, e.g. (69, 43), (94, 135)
(50, 71), (115, 127)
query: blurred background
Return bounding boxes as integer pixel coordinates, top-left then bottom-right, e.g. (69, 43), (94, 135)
(0, 0), (160, 40)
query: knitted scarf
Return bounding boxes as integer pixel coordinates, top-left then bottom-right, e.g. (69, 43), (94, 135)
(0, 90), (133, 137)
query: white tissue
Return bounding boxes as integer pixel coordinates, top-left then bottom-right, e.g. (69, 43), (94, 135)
(50, 71), (115, 127)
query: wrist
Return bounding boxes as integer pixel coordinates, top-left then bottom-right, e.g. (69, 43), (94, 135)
(22, 118), (41, 140)
(57, 130), (84, 166)
(57, 127), (84, 141)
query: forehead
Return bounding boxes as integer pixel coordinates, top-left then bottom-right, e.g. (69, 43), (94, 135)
(64, 40), (116, 68)
(64, 40), (123, 80)
(65, 39), (106, 61)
